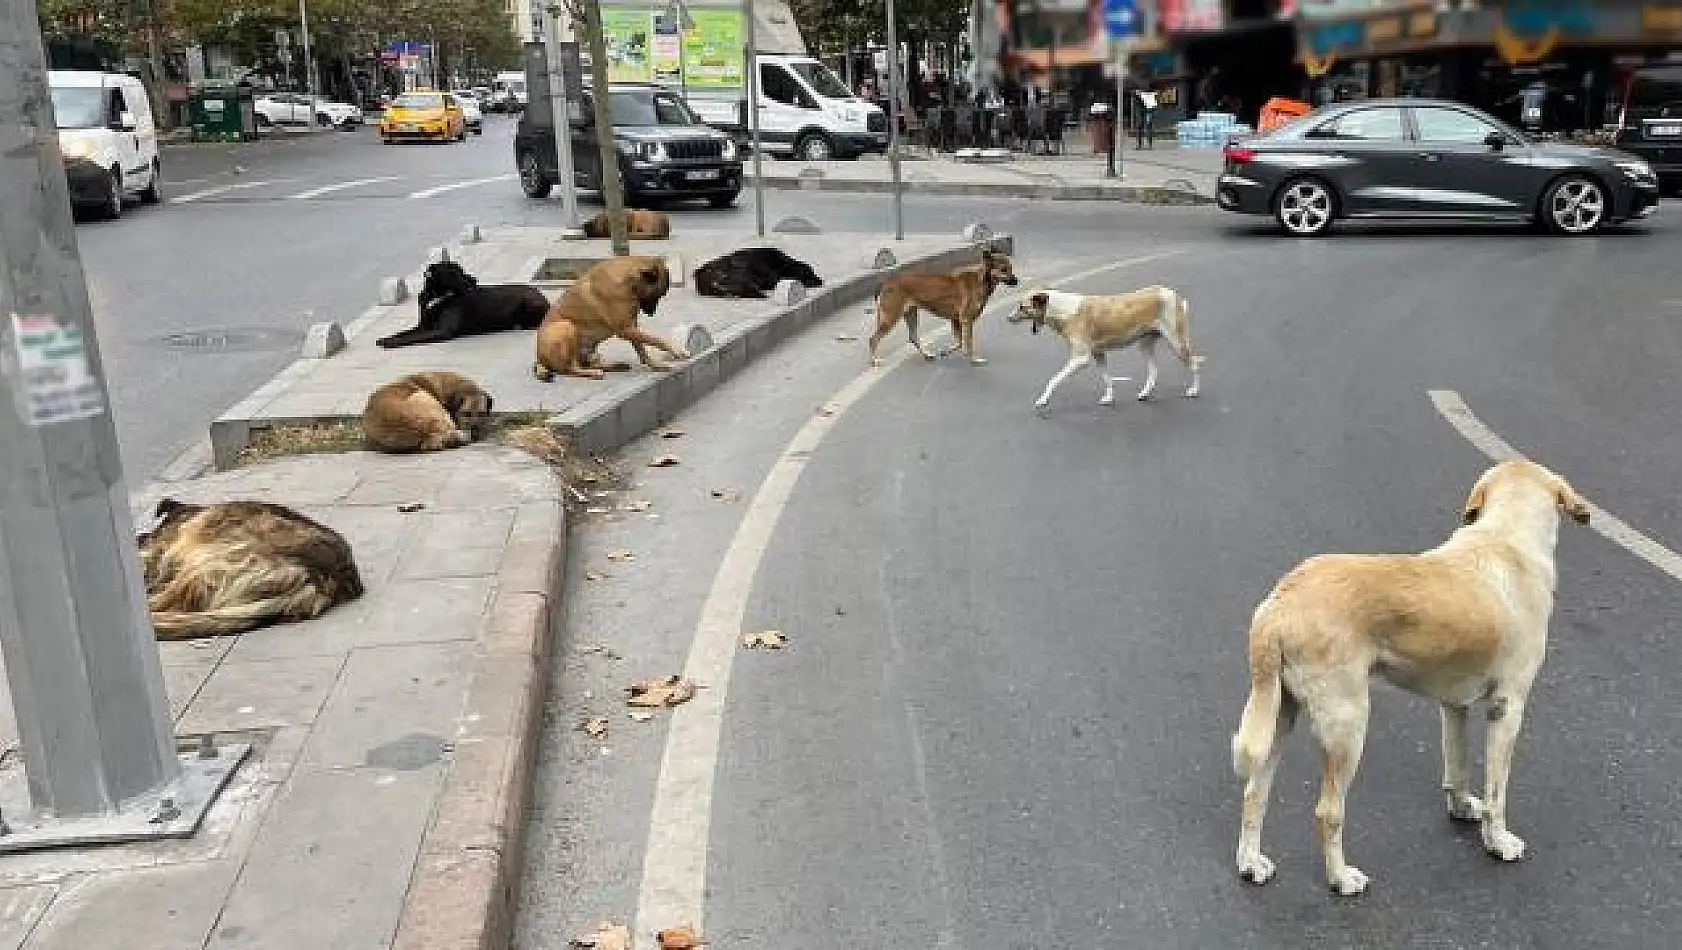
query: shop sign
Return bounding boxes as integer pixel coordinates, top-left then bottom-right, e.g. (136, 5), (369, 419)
(1366, 16), (1402, 45)
(1159, 0), (1223, 32)
(1299, 0), (1412, 20)
(1408, 10), (1436, 38)
(1303, 19), (1365, 56)
(1643, 5), (1682, 33)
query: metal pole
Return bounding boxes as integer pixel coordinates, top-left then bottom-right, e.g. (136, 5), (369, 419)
(0, 0), (248, 844)
(885, 0), (904, 240)
(545, 4), (580, 230)
(743, 0), (766, 237)
(299, 0), (316, 101)
(1107, 39), (1129, 179)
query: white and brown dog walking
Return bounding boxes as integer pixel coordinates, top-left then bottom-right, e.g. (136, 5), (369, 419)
(1008, 285), (1204, 413)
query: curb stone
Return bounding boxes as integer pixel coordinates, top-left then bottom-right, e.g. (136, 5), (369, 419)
(742, 174), (1214, 204)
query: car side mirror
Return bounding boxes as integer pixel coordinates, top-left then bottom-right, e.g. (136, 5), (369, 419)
(1484, 130), (1506, 151)
(116, 111), (137, 131)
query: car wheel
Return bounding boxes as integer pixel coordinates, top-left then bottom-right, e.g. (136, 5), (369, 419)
(794, 132), (834, 162)
(473, 126), (483, 135)
(256, 113), (273, 128)
(1543, 174), (1607, 235)
(102, 167), (124, 220)
(708, 191), (739, 209)
(1274, 176), (1336, 237)
(316, 112), (332, 127)
(519, 151), (553, 198)
(139, 160), (162, 204)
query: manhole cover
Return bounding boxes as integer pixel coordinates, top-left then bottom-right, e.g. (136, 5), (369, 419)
(154, 328), (294, 353)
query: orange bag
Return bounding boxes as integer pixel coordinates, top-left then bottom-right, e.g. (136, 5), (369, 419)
(1258, 97), (1313, 134)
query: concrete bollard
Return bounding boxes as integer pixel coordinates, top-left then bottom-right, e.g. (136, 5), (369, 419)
(426, 246), (451, 264)
(301, 321), (347, 359)
(796, 167), (823, 191)
(459, 224), (483, 244)
(962, 222), (994, 243)
(663, 252), (686, 286)
(870, 247), (897, 269)
(378, 277), (410, 306)
(771, 279), (806, 307)
(676, 323), (714, 355)
(772, 216), (820, 234)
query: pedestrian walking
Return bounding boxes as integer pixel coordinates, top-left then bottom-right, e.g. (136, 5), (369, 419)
(1135, 86), (1157, 149)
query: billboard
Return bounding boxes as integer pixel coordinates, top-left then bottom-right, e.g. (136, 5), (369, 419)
(597, 5), (746, 90)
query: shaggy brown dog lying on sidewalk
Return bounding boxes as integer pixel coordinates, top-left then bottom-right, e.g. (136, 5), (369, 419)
(582, 209), (672, 239)
(362, 371), (493, 453)
(533, 255), (687, 381)
(138, 499), (364, 640)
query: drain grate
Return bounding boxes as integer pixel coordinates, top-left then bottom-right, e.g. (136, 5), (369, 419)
(154, 328), (294, 353)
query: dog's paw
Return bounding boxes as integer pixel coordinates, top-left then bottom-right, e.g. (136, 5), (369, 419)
(1445, 793), (1486, 823)
(1236, 850), (1276, 886)
(1329, 866), (1369, 897)
(1484, 830), (1527, 862)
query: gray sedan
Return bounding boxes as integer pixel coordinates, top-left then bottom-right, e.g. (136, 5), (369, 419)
(1216, 98), (1660, 236)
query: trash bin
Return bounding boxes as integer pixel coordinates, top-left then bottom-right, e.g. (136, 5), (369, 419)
(190, 86), (257, 142)
(1087, 103), (1115, 155)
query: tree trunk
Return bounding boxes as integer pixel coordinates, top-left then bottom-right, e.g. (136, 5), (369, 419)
(581, 0), (629, 255)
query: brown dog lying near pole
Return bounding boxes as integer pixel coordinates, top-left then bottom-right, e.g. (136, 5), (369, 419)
(582, 209), (671, 240)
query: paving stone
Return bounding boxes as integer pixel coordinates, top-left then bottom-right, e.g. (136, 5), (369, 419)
(25, 862), (237, 950)
(301, 643), (471, 771)
(179, 654), (346, 734)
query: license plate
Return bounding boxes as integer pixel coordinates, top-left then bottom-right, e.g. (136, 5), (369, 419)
(1648, 124), (1682, 137)
(686, 169), (720, 181)
(399, 123), (417, 131)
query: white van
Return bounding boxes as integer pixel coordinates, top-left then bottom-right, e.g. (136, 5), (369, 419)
(749, 54), (886, 161)
(492, 71), (528, 113)
(49, 70), (162, 219)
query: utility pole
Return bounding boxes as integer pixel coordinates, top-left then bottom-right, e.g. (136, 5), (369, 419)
(580, 0), (630, 254)
(0, 0), (245, 852)
(299, 0), (316, 101)
(884, 0), (904, 240)
(743, 0), (765, 237)
(544, 2), (580, 230)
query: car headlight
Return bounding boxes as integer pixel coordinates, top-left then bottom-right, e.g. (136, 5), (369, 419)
(1616, 160), (1656, 182)
(617, 139), (666, 163)
(720, 138), (738, 160)
(60, 139), (95, 160)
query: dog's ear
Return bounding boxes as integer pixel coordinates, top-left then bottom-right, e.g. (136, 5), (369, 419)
(1461, 474), (1490, 525)
(1030, 292), (1049, 308)
(1552, 473), (1592, 526)
(439, 247), (451, 263)
(154, 497), (183, 519)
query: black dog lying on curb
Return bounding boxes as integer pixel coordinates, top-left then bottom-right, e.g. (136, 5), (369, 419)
(694, 246), (823, 299)
(376, 253), (550, 348)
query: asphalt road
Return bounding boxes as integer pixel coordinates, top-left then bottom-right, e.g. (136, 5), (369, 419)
(518, 201), (1682, 948)
(73, 115), (1001, 481)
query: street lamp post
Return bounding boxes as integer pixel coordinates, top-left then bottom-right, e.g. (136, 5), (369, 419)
(299, 0), (316, 101)
(743, 0), (766, 237)
(884, 0), (904, 240)
(543, 2), (580, 231)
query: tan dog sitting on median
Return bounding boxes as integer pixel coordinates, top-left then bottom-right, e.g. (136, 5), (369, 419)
(533, 255), (686, 381)
(1008, 285), (1204, 414)
(582, 209), (671, 240)
(867, 249), (1018, 367)
(1231, 458), (1592, 897)
(362, 371), (493, 453)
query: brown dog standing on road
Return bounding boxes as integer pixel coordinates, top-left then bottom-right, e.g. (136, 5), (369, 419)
(362, 371), (493, 453)
(868, 249), (1018, 367)
(533, 255), (686, 381)
(138, 498), (365, 640)
(1231, 458), (1591, 897)
(582, 209), (671, 239)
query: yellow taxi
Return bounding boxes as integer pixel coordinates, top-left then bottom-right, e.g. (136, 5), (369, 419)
(378, 91), (466, 143)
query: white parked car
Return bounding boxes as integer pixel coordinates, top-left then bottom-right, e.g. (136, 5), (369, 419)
(49, 69), (162, 219)
(254, 92), (364, 129)
(449, 92), (484, 135)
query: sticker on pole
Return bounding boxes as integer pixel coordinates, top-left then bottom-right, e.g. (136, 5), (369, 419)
(9, 314), (106, 426)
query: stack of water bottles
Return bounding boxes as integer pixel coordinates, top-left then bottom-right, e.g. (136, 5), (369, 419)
(1175, 112), (1254, 148)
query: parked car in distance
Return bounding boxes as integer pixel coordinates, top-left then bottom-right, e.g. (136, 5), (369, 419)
(515, 83), (743, 208)
(449, 92), (485, 134)
(254, 92), (364, 129)
(379, 91), (467, 143)
(1613, 64), (1682, 195)
(1217, 98), (1659, 237)
(491, 72), (527, 113)
(49, 69), (162, 219)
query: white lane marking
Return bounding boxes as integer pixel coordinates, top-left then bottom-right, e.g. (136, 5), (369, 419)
(170, 180), (276, 204)
(632, 247), (1189, 947)
(1430, 389), (1682, 583)
(405, 174), (514, 200)
(289, 176), (401, 200)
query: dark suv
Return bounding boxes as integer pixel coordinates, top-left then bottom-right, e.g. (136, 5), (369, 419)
(1613, 65), (1682, 195)
(515, 83), (743, 208)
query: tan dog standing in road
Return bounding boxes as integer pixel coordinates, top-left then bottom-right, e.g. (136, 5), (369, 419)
(362, 371), (493, 453)
(868, 249), (1018, 367)
(1008, 285), (1204, 413)
(1231, 458), (1591, 896)
(533, 255), (686, 381)
(138, 498), (365, 640)
(582, 209), (671, 239)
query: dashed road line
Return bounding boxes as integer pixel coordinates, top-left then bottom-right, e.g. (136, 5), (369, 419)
(405, 174), (514, 200)
(631, 247), (1189, 948)
(170, 180), (279, 204)
(289, 176), (402, 200)
(1429, 389), (1682, 583)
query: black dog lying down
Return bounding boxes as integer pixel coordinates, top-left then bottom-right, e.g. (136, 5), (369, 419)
(376, 253), (550, 348)
(694, 246), (823, 299)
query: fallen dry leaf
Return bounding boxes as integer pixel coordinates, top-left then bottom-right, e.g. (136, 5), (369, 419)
(657, 926), (705, 949)
(397, 502), (426, 513)
(740, 630), (788, 650)
(629, 710), (654, 723)
(623, 499), (653, 512)
(817, 403), (839, 417)
(648, 454), (682, 468)
(606, 548), (634, 562)
(710, 488), (742, 503)
(580, 643), (622, 659)
(627, 674), (697, 709)
(574, 921), (631, 950)
(578, 717), (609, 739)
(584, 570), (606, 582)
(659, 427), (686, 439)
(834, 333), (858, 341)
(586, 506), (610, 514)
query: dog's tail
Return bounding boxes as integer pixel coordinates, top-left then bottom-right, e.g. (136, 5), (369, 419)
(150, 587), (324, 641)
(1232, 602), (1288, 781)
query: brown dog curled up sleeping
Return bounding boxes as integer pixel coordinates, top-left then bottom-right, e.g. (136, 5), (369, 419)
(137, 498), (364, 640)
(362, 371), (493, 453)
(582, 209), (671, 239)
(533, 255), (688, 381)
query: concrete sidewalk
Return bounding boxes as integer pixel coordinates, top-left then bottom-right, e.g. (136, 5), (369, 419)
(743, 142), (1224, 203)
